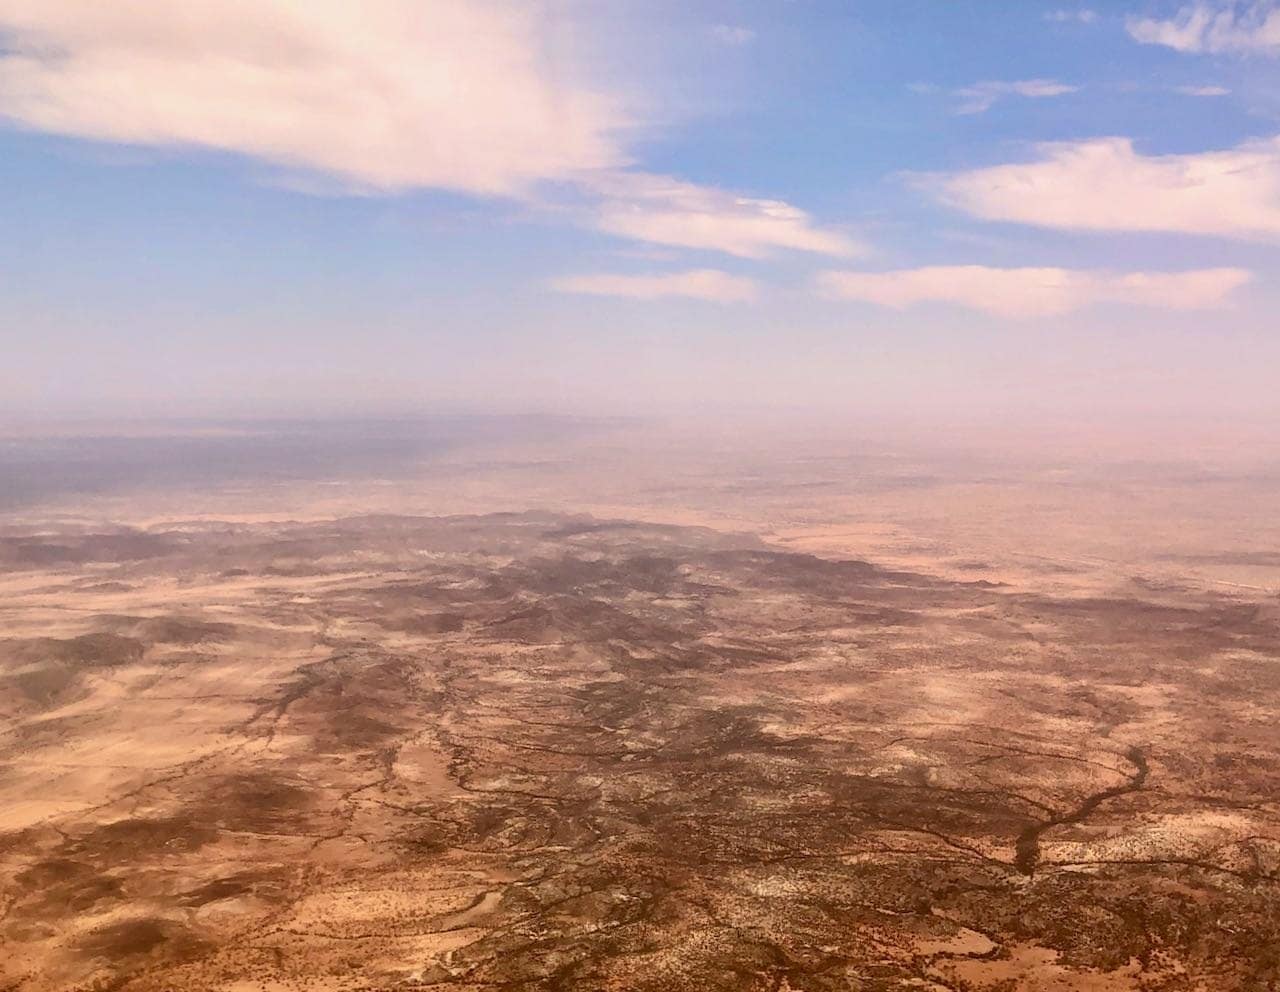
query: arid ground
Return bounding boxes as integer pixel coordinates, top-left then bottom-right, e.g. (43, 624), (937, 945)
(1, 420), (1278, 990)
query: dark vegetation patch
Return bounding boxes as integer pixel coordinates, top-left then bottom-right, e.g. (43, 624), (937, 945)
(1, 633), (145, 669)
(177, 869), (290, 907)
(196, 773), (317, 833)
(0, 531), (177, 568)
(136, 617), (237, 645)
(381, 611), (467, 634)
(13, 859), (125, 916)
(9, 664), (82, 707)
(1, 633), (147, 708)
(66, 815), (220, 862)
(480, 597), (691, 647)
(76, 917), (208, 963)
(516, 554), (687, 596)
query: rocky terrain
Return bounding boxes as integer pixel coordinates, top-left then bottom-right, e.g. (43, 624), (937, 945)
(1, 510), (1277, 990)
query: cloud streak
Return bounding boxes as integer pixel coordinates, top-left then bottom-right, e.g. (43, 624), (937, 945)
(1127, 2), (1280, 55)
(952, 79), (1078, 115)
(710, 24), (756, 46)
(550, 269), (759, 303)
(587, 173), (861, 259)
(1046, 9), (1099, 24)
(927, 136), (1280, 239)
(817, 266), (1251, 318)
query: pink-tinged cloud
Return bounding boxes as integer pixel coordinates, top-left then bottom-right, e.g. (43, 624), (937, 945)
(1128, 2), (1280, 55)
(550, 269), (759, 303)
(1045, 9), (1099, 24)
(952, 79), (1079, 115)
(587, 172), (862, 260)
(1175, 84), (1231, 96)
(0, 0), (626, 195)
(928, 136), (1280, 239)
(0, 1), (860, 262)
(816, 266), (1251, 318)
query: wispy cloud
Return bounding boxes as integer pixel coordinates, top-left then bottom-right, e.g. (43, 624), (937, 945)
(1127, 2), (1280, 55)
(710, 24), (756, 46)
(1175, 84), (1231, 95)
(952, 79), (1079, 115)
(0, 0), (856, 263)
(0, 0), (626, 196)
(817, 266), (1250, 318)
(586, 172), (862, 259)
(550, 269), (759, 303)
(1045, 9), (1099, 24)
(926, 136), (1280, 239)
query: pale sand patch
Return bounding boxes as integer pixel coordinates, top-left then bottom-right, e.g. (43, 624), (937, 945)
(914, 926), (997, 957)
(939, 943), (1143, 991)
(0, 798), (94, 830)
(392, 735), (460, 796)
(1046, 809), (1270, 865)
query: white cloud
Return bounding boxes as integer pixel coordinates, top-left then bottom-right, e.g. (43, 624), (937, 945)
(587, 172), (862, 259)
(817, 266), (1251, 318)
(953, 79), (1079, 115)
(0, 0), (856, 262)
(1127, 2), (1280, 55)
(711, 24), (756, 46)
(550, 269), (759, 303)
(1046, 9), (1099, 23)
(0, 0), (635, 196)
(1175, 84), (1231, 94)
(928, 136), (1280, 239)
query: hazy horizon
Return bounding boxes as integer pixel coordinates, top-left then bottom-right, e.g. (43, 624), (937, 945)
(5, 1), (1280, 429)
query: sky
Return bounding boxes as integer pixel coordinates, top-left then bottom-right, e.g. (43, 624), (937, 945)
(2, 0), (1280, 425)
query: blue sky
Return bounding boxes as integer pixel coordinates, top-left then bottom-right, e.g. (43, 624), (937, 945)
(2, 0), (1279, 422)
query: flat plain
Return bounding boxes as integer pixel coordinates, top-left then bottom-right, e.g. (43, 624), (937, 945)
(1, 421), (1277, 990)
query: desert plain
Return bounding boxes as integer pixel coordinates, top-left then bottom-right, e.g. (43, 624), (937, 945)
(0, 418), (1277, 991)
